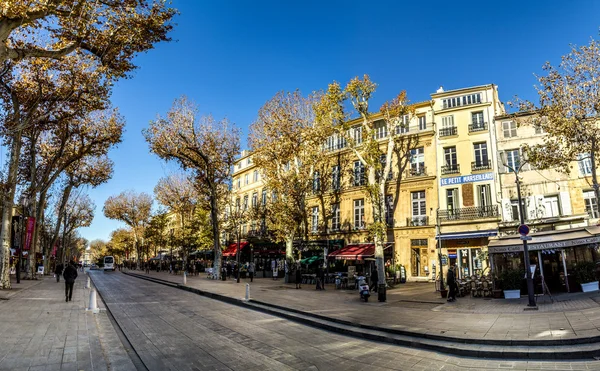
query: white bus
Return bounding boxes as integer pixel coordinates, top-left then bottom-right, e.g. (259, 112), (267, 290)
(104, 256), (115, 271)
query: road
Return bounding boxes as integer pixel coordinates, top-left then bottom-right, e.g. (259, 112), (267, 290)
(90, 271), (600, 371)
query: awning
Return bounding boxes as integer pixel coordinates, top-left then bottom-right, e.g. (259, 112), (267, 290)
(488, 226), (600, 254)
(327, 243), (392, 260)
(436, 230), (498, 240)
(222, 242), (249, 257)
(300, 256), (323, 265)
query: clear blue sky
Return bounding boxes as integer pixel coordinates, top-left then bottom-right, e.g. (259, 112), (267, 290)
(78, 0), (600, 243)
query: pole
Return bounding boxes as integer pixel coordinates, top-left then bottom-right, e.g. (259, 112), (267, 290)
(515, 175), (536, 307)
(236, 222), (241, 283)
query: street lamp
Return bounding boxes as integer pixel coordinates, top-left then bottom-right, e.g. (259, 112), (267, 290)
(500, 149), (536, 308)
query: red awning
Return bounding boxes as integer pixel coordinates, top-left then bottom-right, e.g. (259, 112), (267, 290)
(328, 243), (392, 260)
(222, 241), (249, 257)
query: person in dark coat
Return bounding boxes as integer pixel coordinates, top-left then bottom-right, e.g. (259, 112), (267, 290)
(295, 263), (302, 289)
(371, 267), (378, 293)
(63, 261), (78, 302)
(54, 263), (63, 283)
(447, 265), (457, 302)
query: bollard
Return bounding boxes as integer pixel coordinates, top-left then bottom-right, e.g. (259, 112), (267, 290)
(245, 283), (250, 301)
(85, 276), (91, 289)
(183, 271), (187, 285)
(87, 289), (98, 313)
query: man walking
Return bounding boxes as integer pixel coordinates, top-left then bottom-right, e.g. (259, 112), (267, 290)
(63, 261), (78, 302)
(54, 263), (63, 283)
(248, 261), (255, 282)
(447, 265), (457, 302)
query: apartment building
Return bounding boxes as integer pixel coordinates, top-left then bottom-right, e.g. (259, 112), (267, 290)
(489, 112), (600, 293)
(432, 84), (505, 279)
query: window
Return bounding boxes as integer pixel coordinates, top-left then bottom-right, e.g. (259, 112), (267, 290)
(541, 195), (560, 218)
(444, 147), (457, 169)
(325, 133), (347, 151)
(505, 149), (520, 172)
(378, 155), (393, 181)
(578, 154), (593, 176)
(354, 199), (365, 229)
(353, 126), (363, 144)
(584, 191), (599, 219)
(385, 195), (394, 226)
(252, 192), (258, 208)
(332, 165), (340, 190)
(245, 174), (249, 185)
(353, 161), (365, 186)
(271, 191), (277, 202)
(396, 115), (409, 134)
(247, 158), (252, 165)
(441, 115), (454, 128)
(471, 111), (484, 127)
(410, 147), (425, 175)
(242, 224), (246, 235)
(243, 195), (248, 210)
(442, 93), (481, 109)
(511, 199), (521, 221)
(235, 198), (240, 211)
(446, 188), (459, 215)
(534, 125), (544, 135)
(418, 115), (427, 130)
(477, 184), (491, 207)
(261, 190), (267, 206)
(374, 120), (388, 139)
(311, 206), (319, 233)
(503, 121), (517, 138)
(331, 203), (340, 231)
(253, 170), (259, 182)
(313, 171), (320, 193)
(236, 178), (240, 189)
(473, 142), (488, 166)
(411, 191), (427, 225)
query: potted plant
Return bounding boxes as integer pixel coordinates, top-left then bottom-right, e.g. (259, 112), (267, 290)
(500, 269), (523, 299)
(574, 261), (599, 292)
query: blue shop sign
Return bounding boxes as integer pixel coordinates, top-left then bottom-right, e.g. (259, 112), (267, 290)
(440, 172), (494, 186)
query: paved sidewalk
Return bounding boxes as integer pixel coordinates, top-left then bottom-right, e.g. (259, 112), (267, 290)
(128, 269), (600, 343)
(0, 273), (136, 371)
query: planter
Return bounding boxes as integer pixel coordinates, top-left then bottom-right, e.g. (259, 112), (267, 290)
(581, 281), (599, 292)
(503, 289), (521, 299)
(440, 289), (448, 298)
(492, 289), (503, 299)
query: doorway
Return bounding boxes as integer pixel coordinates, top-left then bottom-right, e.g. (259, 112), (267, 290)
(411, 248), (420, 276)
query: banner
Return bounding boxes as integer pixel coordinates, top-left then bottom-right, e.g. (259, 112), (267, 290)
(10, 215), (22, 250)
(23, 217), (35, 251)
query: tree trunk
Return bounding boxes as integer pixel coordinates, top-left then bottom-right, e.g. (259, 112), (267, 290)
(52, 183), (73, 267)
(285, 234), (294, 283)
(590, 141), (600, 216)
(0, 131), (23, 289)
(209, 188), (222, 280)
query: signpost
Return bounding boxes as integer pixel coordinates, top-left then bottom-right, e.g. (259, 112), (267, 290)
(518, 224), (530, 236)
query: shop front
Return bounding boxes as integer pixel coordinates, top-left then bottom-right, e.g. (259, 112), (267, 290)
(436, 230), (496, 279)
(488, 226), (600, 293)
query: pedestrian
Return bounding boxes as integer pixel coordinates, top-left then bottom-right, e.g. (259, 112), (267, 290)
(226, 261), (232, 278)
(316, 266), (323, 290)
(295, 263), (302, 289)
(319, 265), (326, 290)
(233, 263), (239, 280)
(271, 259), (276, 280)
(63, 260), (78, 302)
(371, 267), (378, 293)
(54, 263), (63, 283)
(447, 265), (457, 302)
(248, 261), (255, 283)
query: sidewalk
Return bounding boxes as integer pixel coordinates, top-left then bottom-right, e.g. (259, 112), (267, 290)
(0, 273), (136, 371)
(129, 269), (600, 343)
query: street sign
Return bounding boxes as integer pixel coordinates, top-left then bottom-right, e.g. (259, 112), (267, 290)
(520, 235), (532, 241)
(518, 224), (530, 236)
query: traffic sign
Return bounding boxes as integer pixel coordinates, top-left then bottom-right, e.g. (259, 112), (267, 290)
(518, 224), (530, 236)
(520, 235), (532, 241)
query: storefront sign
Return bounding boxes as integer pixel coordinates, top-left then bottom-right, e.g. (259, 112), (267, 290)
(440, 172), (493, 186)
(489, 236), (600, 254)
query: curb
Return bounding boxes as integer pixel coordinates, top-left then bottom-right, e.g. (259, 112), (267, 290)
(122, 272), (600, 360)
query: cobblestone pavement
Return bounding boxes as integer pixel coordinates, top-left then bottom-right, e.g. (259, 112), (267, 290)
(92, 271), (600, 370)
(0, 272), (136, 371)
(124, 270), (600, 343)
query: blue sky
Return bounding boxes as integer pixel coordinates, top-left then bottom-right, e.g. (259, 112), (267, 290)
(79, 0), (600, 243)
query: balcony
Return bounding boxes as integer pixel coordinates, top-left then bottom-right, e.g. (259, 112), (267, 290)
(406, 216), (429, 226)
(439, 126), (457, 137)
(439, 205), (500, 222)
(468, 122), (488, 133)
(441, 164), (460, 175)
(407, 166), (427, 177)
(471, 160), (492, 172)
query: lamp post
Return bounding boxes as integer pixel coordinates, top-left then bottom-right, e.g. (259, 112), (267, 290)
(500, 150), (536, 308)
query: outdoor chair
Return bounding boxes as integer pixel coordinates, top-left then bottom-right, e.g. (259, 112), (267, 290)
(470, 281), (481, 297)
(481, 280), (491, 298)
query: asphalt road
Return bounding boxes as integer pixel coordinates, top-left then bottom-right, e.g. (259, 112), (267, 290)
(90, 271), (600, 371)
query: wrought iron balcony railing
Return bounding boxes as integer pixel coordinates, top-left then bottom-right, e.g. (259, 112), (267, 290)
(468, 122), (488, 133)
(439, 205), (500, 222)
(439, 126), (457, 137)
(471, 160), (492, 172)
(407, 166), (427, 177)
(441, 164), (460, 175)
(406, 216), (429, 226)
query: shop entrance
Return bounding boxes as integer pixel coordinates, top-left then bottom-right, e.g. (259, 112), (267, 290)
(411, 248), (420, 276)
(538, 250), (566, 292)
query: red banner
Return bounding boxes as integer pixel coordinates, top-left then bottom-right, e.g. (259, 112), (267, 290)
(23, 217), (35, 251)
